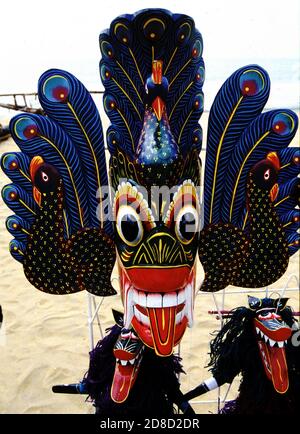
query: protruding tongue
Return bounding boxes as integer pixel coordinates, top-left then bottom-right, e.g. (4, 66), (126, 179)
(269, 345), (289, 393)
(111, 363), (135, 403)
(147, 306), (177, 356)
(258, 341), (289, 394)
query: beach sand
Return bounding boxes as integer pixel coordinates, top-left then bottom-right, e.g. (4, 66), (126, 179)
(0, 112), (299, 414)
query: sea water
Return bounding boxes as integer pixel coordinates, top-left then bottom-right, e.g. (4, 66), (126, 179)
(0, 57), (299, 124)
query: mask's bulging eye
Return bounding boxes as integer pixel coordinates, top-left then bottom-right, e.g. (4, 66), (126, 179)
(117, 205), (143, 246)
(175, 205), (199, 244)
(258, 311), (272, 320)
(264, 169), (270, 180)
(41, 171), (49, 182)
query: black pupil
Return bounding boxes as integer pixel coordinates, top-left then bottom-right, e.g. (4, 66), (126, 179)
(121, 214), (139, 242)
(179, 212), (196, 241)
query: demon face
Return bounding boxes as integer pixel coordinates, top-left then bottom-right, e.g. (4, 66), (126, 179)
(113, 178), (200, 357)
(248, 296), (293, 393)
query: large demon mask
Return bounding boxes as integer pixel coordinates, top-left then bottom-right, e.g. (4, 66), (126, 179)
(110, 61), (201, 359)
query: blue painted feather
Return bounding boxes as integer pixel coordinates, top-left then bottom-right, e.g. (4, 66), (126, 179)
(37, 69), (112, 236)
(204, 65), (270, 225)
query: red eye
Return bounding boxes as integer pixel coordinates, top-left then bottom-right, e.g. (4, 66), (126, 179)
(264, 169), (270, 180)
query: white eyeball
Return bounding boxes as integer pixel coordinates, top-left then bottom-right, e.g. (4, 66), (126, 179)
(116, 205), (143, 246)
(175, 205), (199, 244)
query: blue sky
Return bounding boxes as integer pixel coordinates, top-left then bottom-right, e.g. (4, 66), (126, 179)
(0, 0), (299, 102)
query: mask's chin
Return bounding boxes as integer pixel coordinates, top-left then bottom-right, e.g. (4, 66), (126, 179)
(120, 265), (195, 357)
(254, 318), (292, 394)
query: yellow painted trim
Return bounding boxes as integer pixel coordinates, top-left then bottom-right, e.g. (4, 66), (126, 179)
(111, 78), (141, 120)
(129, 48), (144, 85)
(178, 109), (193, 144)
(116, 108), (135, 153)
(63, 209), (70, 238)
(116, 60), (143, 103)
(242, 210), (249, 230)
(164, 47), (178, 75)
(19, 168), (31, 182)
(169, 58), (192, 88)
(274, 196), (290, 208)
(19, 199), (36, 216)
(169, 81), (194, 121)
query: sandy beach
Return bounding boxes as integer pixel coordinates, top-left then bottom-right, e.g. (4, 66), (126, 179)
(0, 111), (299, 414)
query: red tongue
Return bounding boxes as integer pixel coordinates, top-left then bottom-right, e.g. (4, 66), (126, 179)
(258, 341), (289, 394)
(111, 363), (135, 403)
(269, 345), (289, 394)
(147, 306), (177, 356)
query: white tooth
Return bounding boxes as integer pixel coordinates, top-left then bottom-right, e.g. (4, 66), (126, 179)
(139, 311), (150, 326)
(120, 360), (127, 366)
(177, 289), (186, 305)
(176, 310), (183, 325)
(132, 288), (139, 305)
(124, 286), (135, 329)
(134, 306), (143, 324)
(138, 291), (147, 307)
(129, 359), (135, 365)
(264, 335), (269, 343)
(256, 327), (260, 335)
(278, 341), (284, 348)
(162, 292), (177, 307)
(146, 293), (163, 308)
(284, 340), (287, 344)
(116, 358), (120, 363)
(260, 330), (264, 338)
(184, 283), (194, 328)
(134, 306), (150, 326)
(269, 339), (276, 347)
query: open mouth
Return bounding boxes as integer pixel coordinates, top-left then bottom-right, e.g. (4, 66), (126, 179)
(254, 318), (291, 394)
(255, 327), (288, 347)
(111, 331), (144, 403)
(121, 268), (195, 356)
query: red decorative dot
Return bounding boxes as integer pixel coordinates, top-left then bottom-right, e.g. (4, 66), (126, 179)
(10, 161), (18, 170)
(52, 86), (69, 101)
(241, 80), (258, 96)
(23, 125), (37, 139)
(273, 121), (287, 134)
(192, 48), (198, 58)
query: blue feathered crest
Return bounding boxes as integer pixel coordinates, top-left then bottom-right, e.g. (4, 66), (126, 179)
(99, 9), (205, 159)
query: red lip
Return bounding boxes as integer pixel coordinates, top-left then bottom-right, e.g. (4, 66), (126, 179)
(126, 266), (191, 293)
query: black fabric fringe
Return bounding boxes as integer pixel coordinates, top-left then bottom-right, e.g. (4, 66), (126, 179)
(83, 325), (185, 416)
(208, 306), (300, 414)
